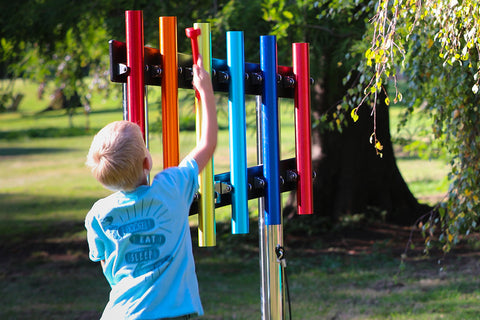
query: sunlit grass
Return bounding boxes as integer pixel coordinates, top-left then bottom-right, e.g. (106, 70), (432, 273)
(389, 105), (450, 205)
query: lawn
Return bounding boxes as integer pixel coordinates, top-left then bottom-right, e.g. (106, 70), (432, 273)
(1, 79), (477, 320)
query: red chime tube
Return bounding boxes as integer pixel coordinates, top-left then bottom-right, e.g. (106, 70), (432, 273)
(293, 43), (313, 215)
(125, 10), (146, 140)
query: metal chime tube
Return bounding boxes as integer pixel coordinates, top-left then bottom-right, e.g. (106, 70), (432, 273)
(293, 43), (313, 215)
(227, 31), (249, 234)
(160, 16), (180, 168)
(195, 23), (216, 247)
(125, 10), (146, 141)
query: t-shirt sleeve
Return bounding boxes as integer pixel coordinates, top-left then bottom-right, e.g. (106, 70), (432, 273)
(85, 210), (105, 262)
(152, 155), (199, 201)
(177, 155), (199, 200)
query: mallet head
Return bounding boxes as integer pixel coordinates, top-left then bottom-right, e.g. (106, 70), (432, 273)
(185, 27), (201, 65)
(185, 27), (201, 39)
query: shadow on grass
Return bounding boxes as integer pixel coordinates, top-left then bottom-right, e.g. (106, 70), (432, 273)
(0, 193), (97, 217)
(0, 127), (96, 140)
(0, 193), (99, 259)
(0, 122), (191, 141)
(0, 192), (108, 319)
(0, 146), (77, 157)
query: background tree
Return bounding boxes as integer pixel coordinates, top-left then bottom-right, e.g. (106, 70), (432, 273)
(363, 0), (480, 251)
(0, 0), (226, 116)
(0, 1), (111, 118)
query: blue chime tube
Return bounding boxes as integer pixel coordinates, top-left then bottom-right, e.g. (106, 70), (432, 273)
(260, 35), (281, 226)
(227, 31), (249, 234)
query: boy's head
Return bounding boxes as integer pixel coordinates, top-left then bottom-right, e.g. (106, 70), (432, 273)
(86, 121), (150, 191)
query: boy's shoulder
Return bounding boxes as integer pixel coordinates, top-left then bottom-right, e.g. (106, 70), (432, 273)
(87, 192), (123, 218)
(153, 156), (198, 181)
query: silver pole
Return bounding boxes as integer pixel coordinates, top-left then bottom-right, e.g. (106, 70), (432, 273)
(122, 83), (128, 121)
(267, 224), (284, 320)
(144, 85), (150, 185)
(256, 95), (270, 320)
(144, 85), (149, 150)
(257, 94), (285, 319)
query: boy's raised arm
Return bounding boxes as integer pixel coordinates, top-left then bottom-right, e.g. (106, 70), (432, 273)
(188, 56), (218, 172)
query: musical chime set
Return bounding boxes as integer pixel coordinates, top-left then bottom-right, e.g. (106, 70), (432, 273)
(109, 10), (314, 320)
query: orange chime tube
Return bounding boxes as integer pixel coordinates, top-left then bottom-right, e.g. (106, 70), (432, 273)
(160, 16), (180, 168)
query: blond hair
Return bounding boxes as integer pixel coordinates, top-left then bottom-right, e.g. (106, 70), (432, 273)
(86, 121), (147, 191)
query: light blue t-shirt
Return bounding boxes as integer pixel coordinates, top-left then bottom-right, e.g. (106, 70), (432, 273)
(85, 156), (203, 320)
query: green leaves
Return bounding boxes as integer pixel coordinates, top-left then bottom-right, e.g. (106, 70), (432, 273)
(363, 0), (480, 252)
(282, 10), (294, 20)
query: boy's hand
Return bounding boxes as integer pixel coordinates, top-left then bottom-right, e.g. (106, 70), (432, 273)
(192, 55), (213, 99)
(188, 54), (217, 172)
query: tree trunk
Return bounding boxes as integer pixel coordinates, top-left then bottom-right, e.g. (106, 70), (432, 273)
(285, 70), (431, 226)
(315, 98), (430, 224)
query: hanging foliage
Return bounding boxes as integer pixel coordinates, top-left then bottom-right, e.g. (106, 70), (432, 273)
(359, 0), (480, 252)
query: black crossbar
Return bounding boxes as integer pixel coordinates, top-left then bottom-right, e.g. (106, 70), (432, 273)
(109, 39), (297, 98)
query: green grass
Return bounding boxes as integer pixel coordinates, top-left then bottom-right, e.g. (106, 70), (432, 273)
(1, 79), (473, 320)
(389, 105), (450, 204)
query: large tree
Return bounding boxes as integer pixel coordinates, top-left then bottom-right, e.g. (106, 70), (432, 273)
(259, 0), (480, 252)
(362, 0), (480, 251)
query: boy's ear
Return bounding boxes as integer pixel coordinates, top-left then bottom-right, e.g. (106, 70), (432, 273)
(143, 153), (153, 171)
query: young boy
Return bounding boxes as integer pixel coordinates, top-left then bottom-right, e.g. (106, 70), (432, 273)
(85, 56), (217, 320)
